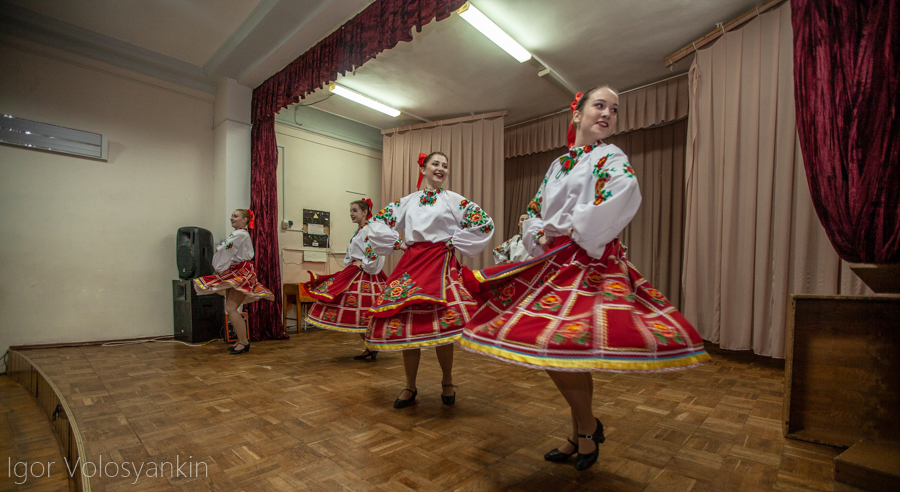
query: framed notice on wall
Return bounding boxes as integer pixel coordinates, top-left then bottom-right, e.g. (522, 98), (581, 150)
(302, 209), (330, 248)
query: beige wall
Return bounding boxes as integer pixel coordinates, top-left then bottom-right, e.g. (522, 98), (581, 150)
(0, 45), (216, 353)
(275, 123), (383, 284)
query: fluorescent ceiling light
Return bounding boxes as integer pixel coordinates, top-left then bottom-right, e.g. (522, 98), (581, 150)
(457, 2), (531, 63)
(329, 83), (400, 117)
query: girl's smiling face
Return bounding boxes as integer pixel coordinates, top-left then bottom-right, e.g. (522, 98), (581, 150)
(422, 154), (449, 190)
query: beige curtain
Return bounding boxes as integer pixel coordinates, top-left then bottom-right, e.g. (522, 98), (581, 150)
(503, 147), (566, 239)
(610, 120), (688, 309)
(381, 113), (505, 273)
(503, 74), (689, 159)
(682, 2), (868, 359)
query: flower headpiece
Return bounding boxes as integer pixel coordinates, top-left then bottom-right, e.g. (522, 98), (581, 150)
(416, 152), (429, 189)
(246, 209), (255, 229)
(363, 198), (373, 220)
(566, 92), (583, 148)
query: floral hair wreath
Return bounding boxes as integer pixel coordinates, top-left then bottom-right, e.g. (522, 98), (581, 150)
(566, 92), (583, 148)
(363, 198), (373, 220)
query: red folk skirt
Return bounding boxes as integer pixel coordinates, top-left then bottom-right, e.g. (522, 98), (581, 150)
(365, 241), (479, 351)
(304, 266), (388, 333)
(460, 237), (710, 372)
(193, 261), (275, 302)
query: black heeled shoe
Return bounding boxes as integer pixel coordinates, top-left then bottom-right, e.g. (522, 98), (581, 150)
(544, 438), (577, 462)
(441, 384), (456, 406)
(574, 418), (605, 471)
(353, 350), (378, 360)
(393, 389), (417, 409)
(229, 343), (250, 355)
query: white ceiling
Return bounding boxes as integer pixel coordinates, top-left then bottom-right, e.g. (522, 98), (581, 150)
(0, 0), (763, 127)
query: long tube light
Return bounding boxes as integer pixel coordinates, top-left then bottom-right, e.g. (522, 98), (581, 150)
(457, 2), (531, 63)
(329, 83), (400, 117)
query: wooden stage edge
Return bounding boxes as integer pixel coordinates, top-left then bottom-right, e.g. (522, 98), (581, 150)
(4, 331), (844, 491)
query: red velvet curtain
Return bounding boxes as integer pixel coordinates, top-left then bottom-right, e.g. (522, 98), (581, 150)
(248, 0), (466, 339)
(791, 0), (899, 264)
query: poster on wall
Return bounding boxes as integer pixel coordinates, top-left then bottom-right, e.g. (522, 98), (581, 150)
(302, 209), (330, 248)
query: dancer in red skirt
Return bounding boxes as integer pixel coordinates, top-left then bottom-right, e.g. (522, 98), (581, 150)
(366, 151), (495, 408)
(305, 199), (387, 360)
(194, 209), (274, 354)
(460, 87), (710, 471)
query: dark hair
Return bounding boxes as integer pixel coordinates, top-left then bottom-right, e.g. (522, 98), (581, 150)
(575, 85), (619, 113)
(350, 200), (370, 213)
(422, 151), (448, 166)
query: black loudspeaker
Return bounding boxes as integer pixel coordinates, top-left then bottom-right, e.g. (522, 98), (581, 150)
(173, 279), (224, 343)
(176, 227), (215, 279)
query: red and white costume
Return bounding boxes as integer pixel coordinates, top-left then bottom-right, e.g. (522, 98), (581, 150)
(492, 234), (531, 264)
(305, 222), (388, 333)
(461, 142), (710, 372)
(193, 229), (274, 302)
(365, 188), (494, 350)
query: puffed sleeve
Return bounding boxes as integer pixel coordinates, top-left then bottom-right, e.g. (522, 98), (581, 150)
(212, 232), (244, 273)
(360, 226), (385, 275)
(452, 197), (495, 257)
(522, 171), (550, 257)
(570, 150), (642, 258)
(367, 196), (408, 255)
(492, 237), (513, 264)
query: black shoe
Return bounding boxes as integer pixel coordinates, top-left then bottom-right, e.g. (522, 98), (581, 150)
(441, 384), (456, 406)
(393, 389), (417, 409)
(354, 349), (378, 360)
(229, 343), (250, 355)
(544, 438), (577, 462)
(574, 418), (605, 471)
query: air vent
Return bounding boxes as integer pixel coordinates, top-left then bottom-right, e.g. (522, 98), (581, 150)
(1, 114), (108, 160)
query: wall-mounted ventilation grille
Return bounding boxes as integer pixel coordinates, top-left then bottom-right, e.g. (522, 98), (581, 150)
(1, 114), (108, 160)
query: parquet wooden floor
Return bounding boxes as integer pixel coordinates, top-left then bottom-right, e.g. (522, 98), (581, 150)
(1, 376), (71, 491)
(9, 330), (844, 491)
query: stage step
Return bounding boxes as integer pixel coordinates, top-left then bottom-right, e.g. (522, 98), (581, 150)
(835, 440), (900, 491)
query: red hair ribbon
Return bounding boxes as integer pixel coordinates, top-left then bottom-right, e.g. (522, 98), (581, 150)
(363, 198), (373, 220)
(246, 209), (255, 229)
(416, 152), (428, 189)
(566, 92), (583, 148)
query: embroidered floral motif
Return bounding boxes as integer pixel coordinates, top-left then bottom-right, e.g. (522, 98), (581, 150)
(498, 282), (516, 307)
(460, 206), (490, 230)
(557, 141), (602, 178)
(533, 293), (563, 312)
(592, 155), (611, 177)
(459, 199), (469, 209)
(361, 282), (371, 293)
(419, 188), (442, 206)
(345, 295), (358, 307)
(601, 279), (634, 300)
(225, 242), (234, 250)
(581, 269), (603, 289)
(380, 273), (420, 303)
(645, 287), (666, 306)
(536, 267), (558, 288)
(623, 162), (635, 178)
(459, 289), (473, 302)
(393, 239), (403, 249)
(314, 277), (334, 293)
(374, 207), (397, 228)
(479, 314), (509, 336)
(480, 223), (493, 234)
(553, 321), (591, 345)
(361, 313), (372, 326)
(323, 308), (337, 321)
(647, 322), (684, 345)
(439, 309), (463, 328)
(527, 196), (542, 217)
(533, 229), (545, 244)
(594, 170), (612, 205)
(386, 318), (405, 337)
(364, 244), (377, 261)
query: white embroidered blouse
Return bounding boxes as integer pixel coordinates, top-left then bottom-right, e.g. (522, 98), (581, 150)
(345, 222), (384, 275)
(212, 229), (254, 273)
(492, 234), (532, 264)
(368, 188), (495, 258)
(522, 142), (642, 259)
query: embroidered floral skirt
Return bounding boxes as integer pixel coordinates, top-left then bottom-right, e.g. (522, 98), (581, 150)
(193, 261), (275, 302)
(366, 241), (479, 351)
(304, 266), (387, 333)
(460, 237), (710, 372)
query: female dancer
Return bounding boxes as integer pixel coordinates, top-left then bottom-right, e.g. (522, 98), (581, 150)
(305, 199), (387, 360)
(366, 152), (494, 408)
(492, 213), (532, 264)
(460, 87), (710, 470)
(194, 209), (275, 354)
